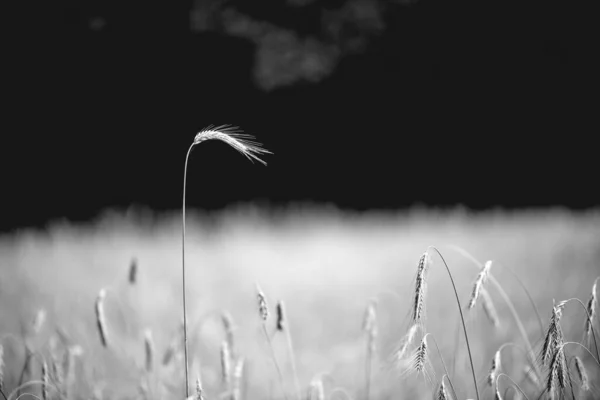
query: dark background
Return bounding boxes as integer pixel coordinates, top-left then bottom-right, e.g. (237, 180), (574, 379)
(3, 0), (598, 233)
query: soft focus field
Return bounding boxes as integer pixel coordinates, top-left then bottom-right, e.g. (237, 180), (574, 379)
(1, 206), (599, 400)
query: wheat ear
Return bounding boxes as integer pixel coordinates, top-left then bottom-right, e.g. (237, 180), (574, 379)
(445, 245), (542, 380)
(419, 333), (458, 400)
(491, 342), (540, 389)
(436, 375), (449, 400)
(129, 257), (138, 285)
(584, 277), (599, 358)
(181, 125), (271, 397)
(95, 288), (109, 348)
(550, 298), (598, 362)
(573, 356), (589, 392)
(468, 260), (492, 309)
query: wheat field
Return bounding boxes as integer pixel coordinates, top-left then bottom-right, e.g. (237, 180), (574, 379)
(0, 205), (599, 400)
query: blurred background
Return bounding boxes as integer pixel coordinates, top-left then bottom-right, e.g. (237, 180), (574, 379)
(1, 1), (600, 399)
(3, 0), (599, 231)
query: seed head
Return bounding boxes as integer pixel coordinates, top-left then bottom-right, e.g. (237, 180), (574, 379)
(144, 329), (154, 372)
(546, 344), (567, 400)
(540, 301), (564, 366)
(193, 125), (272, 166)
(32, 308), (47, 335)
(573, 356), (589, 392)
(393, 323), (418, 365)
(413, 335), (428, 374)
(129, 257), (138, 285)
(469, 260), (492, 309)
(437, 376), (448, 400)
(276, 300), (286, 331)
(42, 361), (49, 400)
(256, 283), (269, 322)
(488, 349), (501, 387)
(584, 279), (597, 348)
(412, 252), (430, 326)
(95, 288), (109, 348)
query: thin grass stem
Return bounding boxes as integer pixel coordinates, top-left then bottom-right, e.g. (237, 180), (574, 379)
(427, 246), (480, 400)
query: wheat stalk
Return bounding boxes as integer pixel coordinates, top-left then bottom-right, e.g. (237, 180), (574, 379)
(495, 374), (529, 400)
(222, 311), (237, 360)
(417, 247), (480, 400)
(220, 340), (232, 389)
(308, 377), (325, 400)
(276, 300), (301, 400)
(231, 357), (245, 400)
(0, 344), (4, 393)
(362, 298), (377, 400)
(255, 284), (287, 400)
(181, 125), (271, 397)
(446, 246), (542, 381)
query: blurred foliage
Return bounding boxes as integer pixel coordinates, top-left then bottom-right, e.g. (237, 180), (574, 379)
(189, 0), (417, 91)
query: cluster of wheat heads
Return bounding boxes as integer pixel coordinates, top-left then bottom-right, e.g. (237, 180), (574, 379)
(2, 126), (600, 400)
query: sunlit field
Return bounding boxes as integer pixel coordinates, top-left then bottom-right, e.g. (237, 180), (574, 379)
(1, 206), (599, 400)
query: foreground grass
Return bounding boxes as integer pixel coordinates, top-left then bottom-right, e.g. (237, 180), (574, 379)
(0, 206), (599, 399)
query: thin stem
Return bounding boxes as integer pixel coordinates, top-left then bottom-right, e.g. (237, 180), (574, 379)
(560, 342), (600, 367)
(427, 246), (480, 400)
(424, 334), (459, 400)
(365, 335), (372, 400)
(284, 322), (301, 400)
(329, 388), (353, 400)
(262, 324), (288, 400)
(182, 143), (194, 398)
(0, 389), (7, 400)
(496, 373), (530, 400)
(559, 298), (600, 363)
(494, 261), (545, 339)
(8, 381), (59, 400)
(445, 245), (544, 338)
(444, 245), (542, 380)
